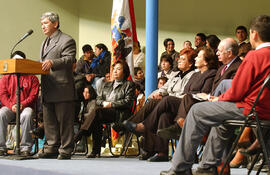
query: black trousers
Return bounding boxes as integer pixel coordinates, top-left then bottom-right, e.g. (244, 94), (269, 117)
(90, 107), (117, 153)
(129, 97), (182, 154)
(142, 96), (182, 153)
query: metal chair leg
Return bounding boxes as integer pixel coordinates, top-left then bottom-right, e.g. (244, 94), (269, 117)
(219, 125), (246, 175)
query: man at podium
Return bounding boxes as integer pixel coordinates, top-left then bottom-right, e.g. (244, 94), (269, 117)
(0, 51), (39, 156)
(38, 12), (76, 160)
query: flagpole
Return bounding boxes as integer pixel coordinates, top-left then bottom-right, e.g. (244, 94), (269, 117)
(145, 0), (158, 98)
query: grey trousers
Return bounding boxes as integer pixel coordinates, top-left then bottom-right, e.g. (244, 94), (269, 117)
(171, 101), (245, 172)
(0, 106), (33, 152)
(43, 101), (75, 155)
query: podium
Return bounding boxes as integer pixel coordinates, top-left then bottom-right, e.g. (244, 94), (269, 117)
(0, 59), (48, 156)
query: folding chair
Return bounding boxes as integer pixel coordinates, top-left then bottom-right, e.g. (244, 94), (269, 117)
(103, 99), (141, 157)
(219, 73), (270, 175)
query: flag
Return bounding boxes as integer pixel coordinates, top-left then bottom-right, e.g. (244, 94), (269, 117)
(110, 0), (137, 140)
(111, 0), (138, 80)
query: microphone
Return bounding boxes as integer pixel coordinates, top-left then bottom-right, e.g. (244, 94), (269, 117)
(10, 29), (34, 57)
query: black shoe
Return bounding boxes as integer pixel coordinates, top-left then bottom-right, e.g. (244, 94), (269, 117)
(193, 167), (218, 175)
(57, 153), (71, 160)
(74, 130), (87, 143)
(86, 151), (100, 158)
(160, 169), (192, 175)
(30, 127), (45, 139)
(122, 120), (141, 136)
(0, 150), (7, 156)
(38, 152), (58, 159)
(147, 153), (169, 162)
(139, 152), (155, 160)
(157, 124), (181, 140)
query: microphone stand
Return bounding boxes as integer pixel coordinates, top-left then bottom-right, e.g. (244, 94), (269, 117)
(9, 30), (33, 157)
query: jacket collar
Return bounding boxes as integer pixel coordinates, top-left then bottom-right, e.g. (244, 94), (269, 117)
(42, 30), (61, 58)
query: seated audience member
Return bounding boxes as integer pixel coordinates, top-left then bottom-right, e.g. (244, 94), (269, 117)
(74, 60), (135, 158)
(235, 25), (248, 46)
(160, 38), (179, 71)
(158, 38), (242, 139)
(75, 44), (95, 75)
(157, 77), (168, 89)
(134, 83), (145, 113)
(158, 55), (174, 79)
(123, 48), (197, 162)
(194, 33), (206, 51)
(95, 70), (110, 96)
(238, 42), (252, 60)
(133, 41), (145, 72)
(78, 85), (97, 135)
(183, 40), (192, 49)
(90, 43), (111, 89)
(134, 67), (145, 91)
(0, 51), (39, 156)
(160, 15), (270, 175)
(206, 34), (221, 52)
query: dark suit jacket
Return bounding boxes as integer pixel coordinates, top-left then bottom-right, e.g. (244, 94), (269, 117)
(211, 56), (242, 94)
(40, 30), (76, 103)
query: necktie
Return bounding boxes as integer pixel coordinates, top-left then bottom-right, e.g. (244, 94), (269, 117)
(47, 37), (51, 46)
(45, 37), (50, 50)
(220, 65), (227, 76)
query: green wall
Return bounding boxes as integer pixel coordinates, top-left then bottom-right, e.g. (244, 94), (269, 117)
(0, 0), (79, 60)
(1, 0), (270, 62)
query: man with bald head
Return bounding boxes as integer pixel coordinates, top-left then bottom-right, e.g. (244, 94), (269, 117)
(160, 15), (270, 175)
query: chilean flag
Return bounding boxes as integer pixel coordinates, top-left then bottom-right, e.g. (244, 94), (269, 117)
(111, 0), (138, 80)
(110, 0), (138, 140)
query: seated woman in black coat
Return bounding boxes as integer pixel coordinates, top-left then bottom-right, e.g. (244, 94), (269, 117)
(74, 60), (135, 158)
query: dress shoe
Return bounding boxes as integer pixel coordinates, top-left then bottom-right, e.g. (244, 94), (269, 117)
(160, 169), (192, 175)
(57, 153), (71, 160)
(74, 130), (87, 143)
(86, 151), (100, 158)
(157, 124), (181, 140)
(38, 152), (58, 159)
(122, 120), (141, 136)
(139, 151), (155, 160)
(147, 153), (169, 162)
(21, 150), (31, 157)
(193, 166), (218, 175)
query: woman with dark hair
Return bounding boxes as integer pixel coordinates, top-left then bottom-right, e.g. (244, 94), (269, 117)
(206, 34), (221, 52)
(158, 55), (174, 79)
(74, 60), (135, 158)
(160, 38), (179, 71)
(89, 43), (111, 89)
(80, 84), (97, 123)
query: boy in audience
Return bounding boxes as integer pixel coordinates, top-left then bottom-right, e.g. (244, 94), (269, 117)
(134, 67), (145, 91)
(157, 77), (168, 89)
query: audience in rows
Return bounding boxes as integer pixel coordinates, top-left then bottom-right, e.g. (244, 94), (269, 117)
(2, 13), (270, 175)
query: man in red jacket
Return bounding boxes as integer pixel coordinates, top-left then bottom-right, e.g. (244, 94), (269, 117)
(160, 15), (270, 175)
(0, 51), (39, 156)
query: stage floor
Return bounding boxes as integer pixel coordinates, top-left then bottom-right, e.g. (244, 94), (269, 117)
(0, 155), (267, 175)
